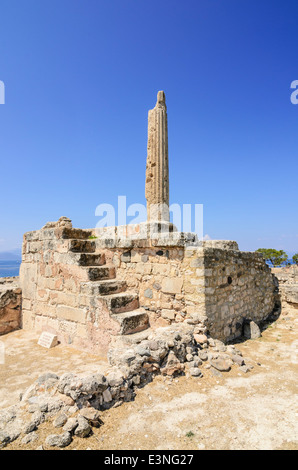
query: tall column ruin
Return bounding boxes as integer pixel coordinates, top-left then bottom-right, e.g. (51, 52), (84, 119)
(145, 91), (170, 222)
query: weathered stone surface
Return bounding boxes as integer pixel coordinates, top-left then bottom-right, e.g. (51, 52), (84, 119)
(0, 417), (24, 447)
(23, 421), (37, 434)
(194, 334), (208, 345)
(161, 351), (184, 376)
(74, 416), (91, 438)
(198, 350), (208, 361)
(19, 209), (277, 353)
(145, 91), (169, 222)
(210, 356), (233, 372)
(53, 413), (68, 428)
(45, 432), (72, 448)
(0, 431), (10, 448)
(102, 389), (112, 403)
(22, 432), (39, 445)
(79, 374), (108, 394)
(284, 286), (298, 304)
(243, 321), (261, 340)
(37, 372), (59, 385)
(79, 407), (101, 426)
(161, 277), (183, 294)
(188, 367), (202, 377)
(272, 266), (298, 315)
(63, 417), (79, 434)
(0, 278), (21, 336)
(231, 354), (245, 366)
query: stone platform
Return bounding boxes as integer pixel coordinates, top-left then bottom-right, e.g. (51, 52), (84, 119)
(19, 217), (278, 356)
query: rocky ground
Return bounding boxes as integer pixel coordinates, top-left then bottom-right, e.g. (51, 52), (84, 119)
(0, 307), (297, 451)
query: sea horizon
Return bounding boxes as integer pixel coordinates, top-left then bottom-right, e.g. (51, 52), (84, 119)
(0, 260), (21, 278)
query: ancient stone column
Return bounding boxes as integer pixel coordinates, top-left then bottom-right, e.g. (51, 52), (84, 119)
(145, 91), (169, 222)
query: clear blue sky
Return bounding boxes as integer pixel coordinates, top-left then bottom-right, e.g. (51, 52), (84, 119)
(0, 0), (297, 253)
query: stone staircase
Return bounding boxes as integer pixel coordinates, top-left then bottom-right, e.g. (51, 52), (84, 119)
(62, 229), (150, 338)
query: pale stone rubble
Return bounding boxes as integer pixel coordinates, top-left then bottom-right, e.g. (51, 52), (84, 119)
(0, 321), (260, 449)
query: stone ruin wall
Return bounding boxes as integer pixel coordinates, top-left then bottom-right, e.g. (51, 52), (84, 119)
(202, 248), (278, 341)
(97, 240), (277, 342)
(20, 227), (123, 355)
(18, 221), (277, 355)
(272, 265), (298, 315)
(0, 277), (22, 336)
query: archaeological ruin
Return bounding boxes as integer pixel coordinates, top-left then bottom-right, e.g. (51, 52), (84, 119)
(1, 91), (295, 449)
(17, 91), (279, 354)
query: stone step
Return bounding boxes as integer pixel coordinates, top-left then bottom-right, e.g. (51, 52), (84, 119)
(84, 265), (116, 281)
(80, 280), (127, 296)
(102, 293), (139, 314)
(68, 239), (96, 253)
(59, 228), (93, 240)
(112, 309), (150, 335)
(76, 253), (106, 267)
(112, 329), (151, 346)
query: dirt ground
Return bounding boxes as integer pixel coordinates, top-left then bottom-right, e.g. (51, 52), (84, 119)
(1, 311), (298, 451)
(0, 330), (108, 409)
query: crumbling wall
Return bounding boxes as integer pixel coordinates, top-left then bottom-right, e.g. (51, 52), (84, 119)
(94, 238), (277, 342)
(202, 248), (277, 341)
(0, 277), (22, 335)
(272, 265), (298, 314)
(19, 219), (278, 353)
(20, 219), (122, 354)
(98, 244), (187, 327)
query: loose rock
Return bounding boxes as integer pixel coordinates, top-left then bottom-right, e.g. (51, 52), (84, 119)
(45, 432), (72, 448)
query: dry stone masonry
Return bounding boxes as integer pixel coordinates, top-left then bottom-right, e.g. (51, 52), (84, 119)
(0, 90), (286, 448)
(18, 92), (278, 354)
(19, 218), (278, 355)
(272, 265), (298, 314)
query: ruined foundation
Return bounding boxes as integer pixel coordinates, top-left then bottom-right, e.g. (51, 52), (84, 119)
(0, 90), (290, 449)
(19, 218), (277, 355)
(18, 91), (278, 353)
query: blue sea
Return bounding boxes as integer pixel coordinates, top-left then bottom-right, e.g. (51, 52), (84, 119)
(0, 260), (21, 278)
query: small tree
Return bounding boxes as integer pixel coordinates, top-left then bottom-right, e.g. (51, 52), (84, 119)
(293, 253), (298, 265)
(256, 248), (288, 267)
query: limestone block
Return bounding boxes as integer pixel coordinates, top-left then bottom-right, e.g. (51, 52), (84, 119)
(22, 310), (35, 330)
(19, 262), (37, 301)
(56, 305), (87, 324)
(161, 309), (176, 320)
(161, 277), (183, 294)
